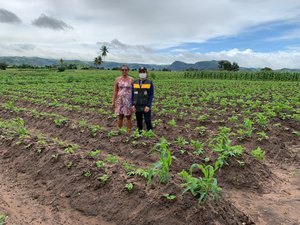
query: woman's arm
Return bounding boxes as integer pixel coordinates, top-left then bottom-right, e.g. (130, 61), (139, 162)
(112, 77), (119, 107)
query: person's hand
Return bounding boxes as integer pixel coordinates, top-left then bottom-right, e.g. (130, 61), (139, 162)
(144, 106), (150, 112)
(131, 105), (136, 112)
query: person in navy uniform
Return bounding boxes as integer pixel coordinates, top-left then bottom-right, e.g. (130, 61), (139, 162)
(131, 67), (154, 132)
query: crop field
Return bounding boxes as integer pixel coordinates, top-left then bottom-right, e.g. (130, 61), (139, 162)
(0, 69), (299, 225)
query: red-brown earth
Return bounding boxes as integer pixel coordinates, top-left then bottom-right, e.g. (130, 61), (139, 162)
(0, 98), (299, 225)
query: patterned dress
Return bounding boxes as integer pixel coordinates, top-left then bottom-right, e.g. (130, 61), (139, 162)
(115, 77), (133, 116)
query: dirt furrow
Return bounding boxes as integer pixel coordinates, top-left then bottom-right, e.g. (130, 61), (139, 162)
(0, 145), (114, 225)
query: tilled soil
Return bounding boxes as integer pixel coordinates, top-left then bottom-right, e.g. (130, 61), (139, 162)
(0, 164), (112, 225)
(0, 98), (299, 225)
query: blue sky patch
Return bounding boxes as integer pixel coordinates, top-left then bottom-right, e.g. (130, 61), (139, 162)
(161, 20), (300, 53)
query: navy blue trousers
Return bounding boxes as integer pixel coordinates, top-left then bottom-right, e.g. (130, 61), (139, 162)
(135, 110), (153, 131)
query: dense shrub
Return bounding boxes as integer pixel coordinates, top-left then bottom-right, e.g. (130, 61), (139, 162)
(0, 62), (8, 70)
(57, 66), (65, 72)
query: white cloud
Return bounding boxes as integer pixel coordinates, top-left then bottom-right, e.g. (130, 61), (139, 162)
(202, 49), (300, 69)
(0, 8), (21, 23)
(0, 0), (300, 68)
(32, 14), (73, 30)
(1, 39), (300, 69)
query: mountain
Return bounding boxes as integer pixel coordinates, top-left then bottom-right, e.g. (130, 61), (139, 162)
(0, 56), (89, 67)
(279, 68), (300, 72)
(1, 56), (299, 71)
(100, 62), (168, 71)
(1, 57), (220, 70)
(0, 56), (57, 66)
(167, 60), (220, 71)
(0, 56), (168, 70)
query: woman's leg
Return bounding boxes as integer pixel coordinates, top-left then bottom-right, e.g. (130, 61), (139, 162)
(118, 114), (124, 128)
(125, 115), (132, 133)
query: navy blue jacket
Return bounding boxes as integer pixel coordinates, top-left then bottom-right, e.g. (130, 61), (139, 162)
(131, 79), (154, 108)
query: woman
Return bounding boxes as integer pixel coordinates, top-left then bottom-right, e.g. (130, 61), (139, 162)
(112, 65), (134, 133)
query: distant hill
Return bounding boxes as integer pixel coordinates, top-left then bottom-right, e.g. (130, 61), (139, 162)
(167, 60), (261, 71)
(0, 56), (57, 66)
(1, 56), (299, 71)
(0, 57), (222, 71)
(100, 61), (168, 71)
(0, 56), (89, 67)
(168, 60), (220, 71)
(0, 56), (168, 70)
(279, 68), (300, 72)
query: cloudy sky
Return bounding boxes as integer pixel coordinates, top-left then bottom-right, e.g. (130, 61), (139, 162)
(1, 0), (300, 69)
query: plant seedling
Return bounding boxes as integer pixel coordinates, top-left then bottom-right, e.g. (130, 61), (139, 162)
(89, 149), (101, 157)
(98, 174), (109, 183)
(195, 126), (206, 136)
(0, 212), (7, 225)
(174, 136), (188, 147)
(123, 162), (135, 172)
(251, 147), (265, 161)
(167, 119), (177, 127)
(51, 153), (59, 160)
(180, 162), (221, 204)
(124, 183), (134, 192)
(66, 161), (73, 169)
(141, 130), (156, 138)
(54, 118), (68, 128)
(163, 193), (176, 200)
(84, 170), (92, 177)
(104, 154), (119, 164)
(190, 140), (204, 156)
(131, 129), (142, 139)
(257, 131), (268, 141)
(95, 160), (105, 168)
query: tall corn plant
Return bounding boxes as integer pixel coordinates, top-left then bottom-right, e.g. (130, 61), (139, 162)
(183, 70), (300, 81)
(179, 162), (221, 204)
(149, 137), (174, 184)
(209, 127), (244, 168)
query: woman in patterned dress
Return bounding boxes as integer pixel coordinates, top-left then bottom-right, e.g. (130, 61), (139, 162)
(112, 65), (134, 132)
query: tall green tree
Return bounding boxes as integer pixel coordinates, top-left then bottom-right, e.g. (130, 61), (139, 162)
(261, 67), (272, 71)
(100, 45), (109, 61)
(218, 60), (232, 71)
(94, 56), (103, 68)
(0, 62), (8, 70)
(58, 58), (65, 72)
(218, 60), (239, 71)
(231, 62), (239, 71)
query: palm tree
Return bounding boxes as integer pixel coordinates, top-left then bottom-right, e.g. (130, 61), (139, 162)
(94, 56), (102, 68)
(100, 45), (109, 61)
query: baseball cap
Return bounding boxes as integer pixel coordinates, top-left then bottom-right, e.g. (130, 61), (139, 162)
(138, 66), (147, 73)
